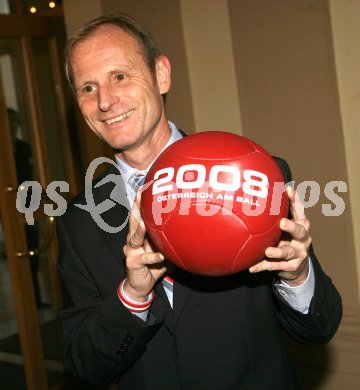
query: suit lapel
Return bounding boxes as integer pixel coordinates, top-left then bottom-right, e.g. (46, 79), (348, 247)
(154, 275), (192, 333)
(173, 281), (191, 327)
(171, 265), (192, 327)
(154, 281), (174, 332)
(91, 164), (130, 265)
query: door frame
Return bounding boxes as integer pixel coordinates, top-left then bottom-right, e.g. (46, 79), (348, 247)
(0, 9), (79, 390)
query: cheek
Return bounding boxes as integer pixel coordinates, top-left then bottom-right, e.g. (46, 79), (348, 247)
(127, 77), (159, 101)
(142, 84), (163, 112)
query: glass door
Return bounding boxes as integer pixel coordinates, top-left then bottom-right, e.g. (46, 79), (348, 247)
(0, 8), (80, 390)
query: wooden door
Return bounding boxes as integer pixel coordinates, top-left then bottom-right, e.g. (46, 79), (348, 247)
(0, 4), (80, 389)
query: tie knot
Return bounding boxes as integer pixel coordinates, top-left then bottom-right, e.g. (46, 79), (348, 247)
(128, 171), (146, 193)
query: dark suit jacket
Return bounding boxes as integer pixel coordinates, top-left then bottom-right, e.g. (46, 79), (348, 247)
(57, 157), (342, 390)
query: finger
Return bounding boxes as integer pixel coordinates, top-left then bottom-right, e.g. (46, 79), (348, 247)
(143, 236), (156, 253)
(288, 187), (306, 221)
(128, 233), (140, 249)
(249, 259), (278, 273)
(128, 203), (141, 235)
(249, 256), (304, 274)
(280, 218), (310, 242)
(128, 219), (146, 249)
(265, 245), (297, 261)
(134, 190), (142, 212)
(128, 191), (144, 233)
(125, 251), (166, 277)
(140, 251), (165, 265)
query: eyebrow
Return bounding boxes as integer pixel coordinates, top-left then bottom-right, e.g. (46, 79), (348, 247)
(76, 64), (133, 89)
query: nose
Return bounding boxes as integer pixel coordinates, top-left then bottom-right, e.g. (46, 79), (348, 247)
(98, 86), (117, 112)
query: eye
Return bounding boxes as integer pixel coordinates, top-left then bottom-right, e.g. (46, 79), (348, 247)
(77, 84), (96, 98)
(115, 73), (125, 82)
(83, 85), (95, 94)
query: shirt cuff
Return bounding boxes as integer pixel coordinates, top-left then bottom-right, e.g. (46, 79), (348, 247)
(118, 279), (153, 322)
(274, 258), (315, 314)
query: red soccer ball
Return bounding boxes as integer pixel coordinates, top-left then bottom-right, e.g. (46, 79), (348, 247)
(141, 131), (289, 276)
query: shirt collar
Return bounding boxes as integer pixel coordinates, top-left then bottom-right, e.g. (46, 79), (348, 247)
(115, 121), (183, 182)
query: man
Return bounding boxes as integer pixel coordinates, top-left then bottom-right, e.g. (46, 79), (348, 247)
(57, 13), (342, 389)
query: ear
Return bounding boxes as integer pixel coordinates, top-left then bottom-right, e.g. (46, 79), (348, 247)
(155, 55), (171, 95)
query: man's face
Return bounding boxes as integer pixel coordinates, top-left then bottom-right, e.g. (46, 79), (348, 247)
(70, 24), (170, 152)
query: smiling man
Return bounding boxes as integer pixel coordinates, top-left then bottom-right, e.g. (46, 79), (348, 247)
(70, 23), (171, 170)
(57, 13), (342, 390)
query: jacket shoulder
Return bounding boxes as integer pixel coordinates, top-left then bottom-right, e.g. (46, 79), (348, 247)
(272, 156), (292, 184)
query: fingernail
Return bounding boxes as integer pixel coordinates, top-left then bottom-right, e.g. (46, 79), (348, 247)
(266, 248), (274, 257)
(280, 219), (287, 229)
(287, 186), (295, 195)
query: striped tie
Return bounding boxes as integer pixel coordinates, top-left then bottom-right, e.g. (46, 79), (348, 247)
(162, 275), (174, 308)
(128, 171), (146, 193)
(163, 275), (174, 293)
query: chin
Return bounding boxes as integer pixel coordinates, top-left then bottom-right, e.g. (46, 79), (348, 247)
(112, 147), (123, 154)
(108, 139), (132, 153)
(110, 133), (139, 151)
(103, 135), (126, 149)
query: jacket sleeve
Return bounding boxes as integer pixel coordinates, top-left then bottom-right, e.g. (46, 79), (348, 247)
(273, 245), (342, 345)
(272, 156), (342, 345)
(57, 213), (166, 388)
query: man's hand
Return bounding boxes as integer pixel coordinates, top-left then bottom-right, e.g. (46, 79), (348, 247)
(249, 187), (311, 286)
(123, 192), (167, 301)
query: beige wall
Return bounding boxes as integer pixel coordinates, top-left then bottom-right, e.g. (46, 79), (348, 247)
(103, 0), (195, 133)
(63, 0), (102, 37)
(229, 0), (358, 303)
(62, 0), (360, 387)
(179, 0), (243, 134)
(227, 1), (360, 387)
(330, 0), (360, 301)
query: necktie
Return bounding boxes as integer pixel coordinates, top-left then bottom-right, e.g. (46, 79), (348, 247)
(128, 171), (146, 193)
(163, 275), (173, 293)
(162, 275), (174, 308)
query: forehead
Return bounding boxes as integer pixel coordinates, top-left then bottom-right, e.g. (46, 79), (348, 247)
(71, 24), (143, 63)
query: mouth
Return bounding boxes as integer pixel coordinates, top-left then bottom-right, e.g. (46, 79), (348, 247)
(104, 109), (134, 125)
